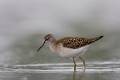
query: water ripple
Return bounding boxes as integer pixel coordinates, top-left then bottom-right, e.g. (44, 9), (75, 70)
(0, 61), (120, 73)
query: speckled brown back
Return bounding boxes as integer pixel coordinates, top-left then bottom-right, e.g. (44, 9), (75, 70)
(55, 36), (103, 49)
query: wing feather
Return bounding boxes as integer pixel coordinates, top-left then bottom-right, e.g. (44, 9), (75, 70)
(55, 36), (103, 49)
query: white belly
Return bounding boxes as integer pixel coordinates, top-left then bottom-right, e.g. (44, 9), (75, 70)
(49, 44), (89, 58)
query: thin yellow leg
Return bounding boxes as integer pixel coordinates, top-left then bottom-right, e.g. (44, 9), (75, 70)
(79, 56), (86, 72)
(73, 57), (76, 71)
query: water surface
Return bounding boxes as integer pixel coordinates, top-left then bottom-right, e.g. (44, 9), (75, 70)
(0, 62), (120, 80)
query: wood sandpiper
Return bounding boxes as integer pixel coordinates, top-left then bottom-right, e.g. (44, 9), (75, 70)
(37, 34), (103, 71)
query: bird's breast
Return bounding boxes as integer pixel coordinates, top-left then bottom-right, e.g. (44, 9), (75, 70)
(49, 43), (89, 58)
(49, 43), (61, 54)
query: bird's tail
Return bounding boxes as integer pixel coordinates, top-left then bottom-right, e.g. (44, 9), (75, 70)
(88, 35), (103, 43)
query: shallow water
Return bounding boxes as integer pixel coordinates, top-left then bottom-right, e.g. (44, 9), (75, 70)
(0, 62), (120, 80)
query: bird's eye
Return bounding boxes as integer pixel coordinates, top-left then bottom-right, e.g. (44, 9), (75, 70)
(45, 37), (50, 41)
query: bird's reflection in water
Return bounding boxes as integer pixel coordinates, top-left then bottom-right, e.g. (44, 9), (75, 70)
(73, 70), (77, 80)
(73, 70), (86, 80)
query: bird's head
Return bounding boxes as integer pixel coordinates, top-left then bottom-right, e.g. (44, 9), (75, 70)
(37, 34), (55, 52)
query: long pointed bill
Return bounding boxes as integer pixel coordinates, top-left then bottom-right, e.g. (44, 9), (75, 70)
(37, 40), (46, 52)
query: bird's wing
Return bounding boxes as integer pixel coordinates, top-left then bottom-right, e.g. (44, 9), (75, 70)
(56, 36), (103, 49)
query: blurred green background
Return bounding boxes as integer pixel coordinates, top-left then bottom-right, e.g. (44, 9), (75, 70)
(0, 0), (120, 65)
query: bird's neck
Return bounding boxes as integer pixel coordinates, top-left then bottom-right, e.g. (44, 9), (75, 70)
(49, 38), (56, 45)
